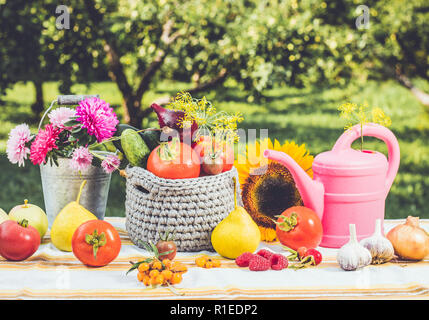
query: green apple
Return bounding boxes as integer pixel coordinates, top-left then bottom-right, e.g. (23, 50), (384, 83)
(9, 200), (48, 239)
(0, 208), (9, 224)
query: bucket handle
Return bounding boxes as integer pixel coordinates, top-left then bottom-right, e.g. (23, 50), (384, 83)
(38, 95), (100, 131)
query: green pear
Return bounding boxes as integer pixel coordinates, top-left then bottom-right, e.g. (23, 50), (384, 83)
(0, 208), (9, 225)
(50, 180), (98, 252)
(211, 178), (261, 259)
(9, 200), (48, 239)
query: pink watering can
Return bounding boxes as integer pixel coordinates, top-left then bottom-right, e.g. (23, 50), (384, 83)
(264, 123), (400, 248)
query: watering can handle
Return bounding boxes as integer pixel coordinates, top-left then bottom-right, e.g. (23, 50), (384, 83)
(332, 123), (400, 196)
(38, 94), (100, 131)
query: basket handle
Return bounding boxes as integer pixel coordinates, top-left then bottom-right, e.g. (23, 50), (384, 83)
(38, 95), (100, 131)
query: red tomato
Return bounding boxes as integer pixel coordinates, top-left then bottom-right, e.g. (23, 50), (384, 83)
(220, 142), (234, 172)
(72, 220), (121, 267)
(0, 220), (40, 261)
(147, 139), (200, 179)
(193, 136), (235, 173)
(275, 206), (323, 250)
(193, 136), (213, 163)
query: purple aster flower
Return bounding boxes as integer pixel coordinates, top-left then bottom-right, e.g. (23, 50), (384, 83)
(101, 154), (121, 174)
(70, 146), (93, 172)
(75, 97), (119, 142)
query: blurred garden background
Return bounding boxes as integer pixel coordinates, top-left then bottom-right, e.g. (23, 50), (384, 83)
(0, 0), (428, 219)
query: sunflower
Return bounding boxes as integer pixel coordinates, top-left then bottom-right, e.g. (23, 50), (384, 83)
(234, 138), (314, 242)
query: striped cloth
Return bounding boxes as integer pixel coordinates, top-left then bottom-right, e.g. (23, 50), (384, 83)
(1, 218), (428, 300)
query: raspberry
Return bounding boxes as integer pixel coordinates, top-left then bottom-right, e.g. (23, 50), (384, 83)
(248, 255), (271, 271)
(269, 254), (289, 270)
(256, 249), (274, 260)
(235, 252), (254, 267)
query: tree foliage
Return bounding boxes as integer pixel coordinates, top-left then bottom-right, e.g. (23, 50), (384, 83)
(0, 0), (428, 124)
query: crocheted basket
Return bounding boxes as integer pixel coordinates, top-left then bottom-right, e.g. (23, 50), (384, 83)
(124, 165), (241, 252)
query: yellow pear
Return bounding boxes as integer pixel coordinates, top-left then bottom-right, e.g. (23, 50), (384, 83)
(50, 180), (98, 252)
(211, 178), (261, 259)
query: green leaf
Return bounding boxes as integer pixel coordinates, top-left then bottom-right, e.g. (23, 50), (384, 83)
(126, 258), (152, 275)
(158, 249), (174, 257)
(63, 119), (80, 127)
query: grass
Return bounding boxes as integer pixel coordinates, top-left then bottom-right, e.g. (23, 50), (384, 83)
(0, 79), (428, 219)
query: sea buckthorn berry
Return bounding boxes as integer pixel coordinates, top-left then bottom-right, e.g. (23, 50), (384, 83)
(205, 261), (213, 269)
(155, 274), (165, 285)
(170, 272), (182, 285)
(212, 259), (221, 268)
(195, 256), (207, 267)
(162, 259), (172, 269)
(150, 276), (159, 286)
(138, 262), (150, 273)
(143, 275), (151, 286)
(152, 261), (162, 270)
(161, 269), (173, 281)
(149, 269), (160, 278)
(137, 272), (145, 282)
(172, 262), (188, 273)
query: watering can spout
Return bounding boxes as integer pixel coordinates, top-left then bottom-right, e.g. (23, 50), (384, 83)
(263, 149), (325, 221)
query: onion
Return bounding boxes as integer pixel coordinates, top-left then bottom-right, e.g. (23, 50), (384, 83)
(150, 103), (198, 146)
(386, 216), (429, 261)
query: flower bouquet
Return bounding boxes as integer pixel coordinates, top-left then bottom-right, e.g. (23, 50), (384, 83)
(6, 96), (121, 224)
(7, 97), (120, 172)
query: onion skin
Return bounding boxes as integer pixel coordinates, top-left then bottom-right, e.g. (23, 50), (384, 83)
(386, 216), (429, 261)
(150, 103), (198, 146)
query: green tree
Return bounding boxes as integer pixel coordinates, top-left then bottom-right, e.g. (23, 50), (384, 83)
(311, 0), (429, 107)
(0, 0), (106, 116)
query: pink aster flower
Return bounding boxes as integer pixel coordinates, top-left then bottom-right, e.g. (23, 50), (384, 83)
(48, 107), (76, 129)
(30, 124), (60, 165)
(76, 97), (119, 142)
(101, 154), (120, 174)
(6, 123), (32, 167)
(70, 147), (93, 172)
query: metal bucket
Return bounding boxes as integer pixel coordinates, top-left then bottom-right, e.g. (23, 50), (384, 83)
(40, 157), (112, 228)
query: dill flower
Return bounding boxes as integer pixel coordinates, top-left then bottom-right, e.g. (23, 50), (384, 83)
(168, 91), (243, 143)
(338, 102), (392, 150)
(372, 107), (392, 127)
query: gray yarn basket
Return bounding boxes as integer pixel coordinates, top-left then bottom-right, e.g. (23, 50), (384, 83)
(125, 166), (240, 252)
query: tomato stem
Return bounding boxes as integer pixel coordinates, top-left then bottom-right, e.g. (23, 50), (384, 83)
(275, 212), (298, 232)
(85, 229), (107, 260)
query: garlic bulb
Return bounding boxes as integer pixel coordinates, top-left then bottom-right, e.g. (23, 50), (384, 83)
(360, 219), (394, 264)
(337, 224), (372, 271)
